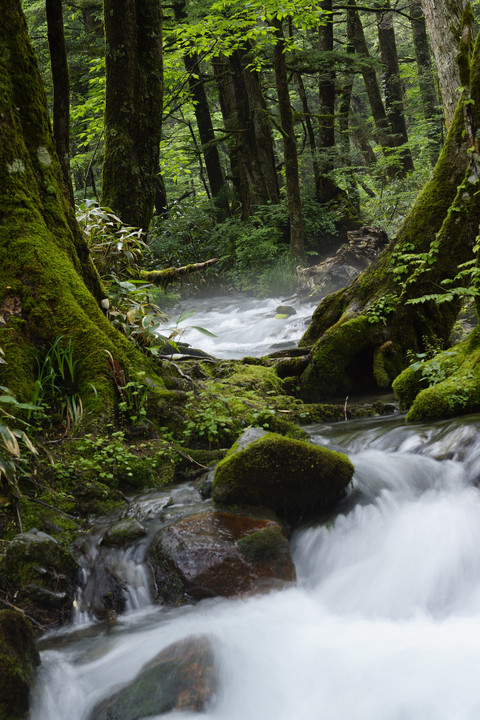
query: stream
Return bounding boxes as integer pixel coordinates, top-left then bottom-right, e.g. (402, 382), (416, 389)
(170, 294), (318, 358)
(29, 297), (480, 720)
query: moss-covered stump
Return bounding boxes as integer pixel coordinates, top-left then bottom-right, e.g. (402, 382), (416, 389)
(212, 432), (354, 525)
(1, 529), (78, 628)
(0, 610), (40, 720)
(89, 634), (217, 720)
(148, 509), (295, 603)
(393, 331), (480, 421)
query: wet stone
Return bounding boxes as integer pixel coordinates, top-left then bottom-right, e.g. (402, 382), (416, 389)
(148, 509), (295, 603)
(89, 634), (217, 720)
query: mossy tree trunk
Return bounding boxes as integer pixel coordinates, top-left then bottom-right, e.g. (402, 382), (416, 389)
(0, 0), (160, 407)
(297, 7), (476, 402)
(102, 0), (163, 230)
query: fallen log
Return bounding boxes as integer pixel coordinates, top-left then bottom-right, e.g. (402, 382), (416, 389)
(140, 258), (221, 288)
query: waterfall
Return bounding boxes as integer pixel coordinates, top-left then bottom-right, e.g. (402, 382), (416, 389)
(30, 412), (480, 720)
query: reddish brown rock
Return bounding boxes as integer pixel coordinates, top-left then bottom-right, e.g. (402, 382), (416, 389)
(148, 510), (295, 603)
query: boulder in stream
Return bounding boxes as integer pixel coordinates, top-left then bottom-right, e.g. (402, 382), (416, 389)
(0, 609), (40, 720)
(148, 509), (295, 603)
(212, 432), (354, 525)
(89, 634), (217, 719)
(1, 529), (79, 626)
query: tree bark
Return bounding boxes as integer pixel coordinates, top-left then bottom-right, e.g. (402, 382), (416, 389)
(376, 0), (414, 174)
(272, 19), (305, 259)
(173, 0), (228, 213)
(102, 0), (163, 230)
(213, 50), (280, 220)
(338, 6), (360, 212)
(0, 0), (161, 408)
(295, 72), (322, 200)
(297, 95), (471, 400)
(46, 0), (74, 205)
(353, 6), (395, 155)
(317, 0), (340, 201)
(409, 1), (442, 162)
(420, 0), (466, 130)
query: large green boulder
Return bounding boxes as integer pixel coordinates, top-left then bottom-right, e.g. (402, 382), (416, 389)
(212, 432), (354, 524)
(0, 610), (40, 720)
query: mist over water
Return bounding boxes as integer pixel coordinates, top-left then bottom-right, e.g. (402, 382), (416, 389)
(170, 295), (317, 358)
(30, 412), (480, 720)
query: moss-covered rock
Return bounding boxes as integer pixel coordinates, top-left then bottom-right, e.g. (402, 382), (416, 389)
(101, 519), (146, 548)
(0, 610), (40, 720)
(89, 634), (217, 720)
(212, 432), (354, 524)
(393, 331), (480, 421)
(1, 529), (78, 626)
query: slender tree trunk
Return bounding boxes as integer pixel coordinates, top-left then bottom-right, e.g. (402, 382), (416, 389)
(46, 0), (74, 205)
(338, 6), (360, 212)
(173, 0), (228, 213)
(102, 0), (163, 230)
(409, 1), (442, 162)
(296, 72), (322, 199)
(353, 6), (395, 152)
(420, 0), (466, 130)
(272, 19), (305, 259)
(376, 0), (414, 174)
(317, 0), (339, 200)
(213, 50), (279, 220)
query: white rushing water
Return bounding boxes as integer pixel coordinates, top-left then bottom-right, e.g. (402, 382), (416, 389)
(30, 413), (480, 720)
(167, 295), (317, 358)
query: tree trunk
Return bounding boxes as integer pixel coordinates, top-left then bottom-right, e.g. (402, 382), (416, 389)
(420, 0), (466, 130)
(102, 0), (163, 230)
(376, 0), (414, 174)
(338, 6), (360, 213)
(295, 72), (322, 199)
(0, 0), (161, 408)
(173, 0), (228, 214)
(297, 94), (471, 400)
(46, 0), (74, 205)
(409, 0), (442, 161)
(272, 19), (305, 259)
(213, 50), (280, 220)
(317, 0), (340, 201)
(353, 5), (396, 157)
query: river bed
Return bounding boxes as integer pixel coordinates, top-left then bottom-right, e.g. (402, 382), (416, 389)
(30, 411), (480, 720)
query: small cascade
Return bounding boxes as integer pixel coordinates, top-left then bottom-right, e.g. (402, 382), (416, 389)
(30, 414), (480, 720)
(73, 482), (208, 624)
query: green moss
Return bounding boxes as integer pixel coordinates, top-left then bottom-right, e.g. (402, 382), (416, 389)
(237, 526), (289, 565)
(212, 432), (354, 524)
(392, 365), (424, 410)
(392, 330), (480, 421)
(299, 315), (376, 401)
(0, 610), (39, 720)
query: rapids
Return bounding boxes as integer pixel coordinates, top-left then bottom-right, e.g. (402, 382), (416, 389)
(169, 295), (317, 358)
(30, 412), (480, 720)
